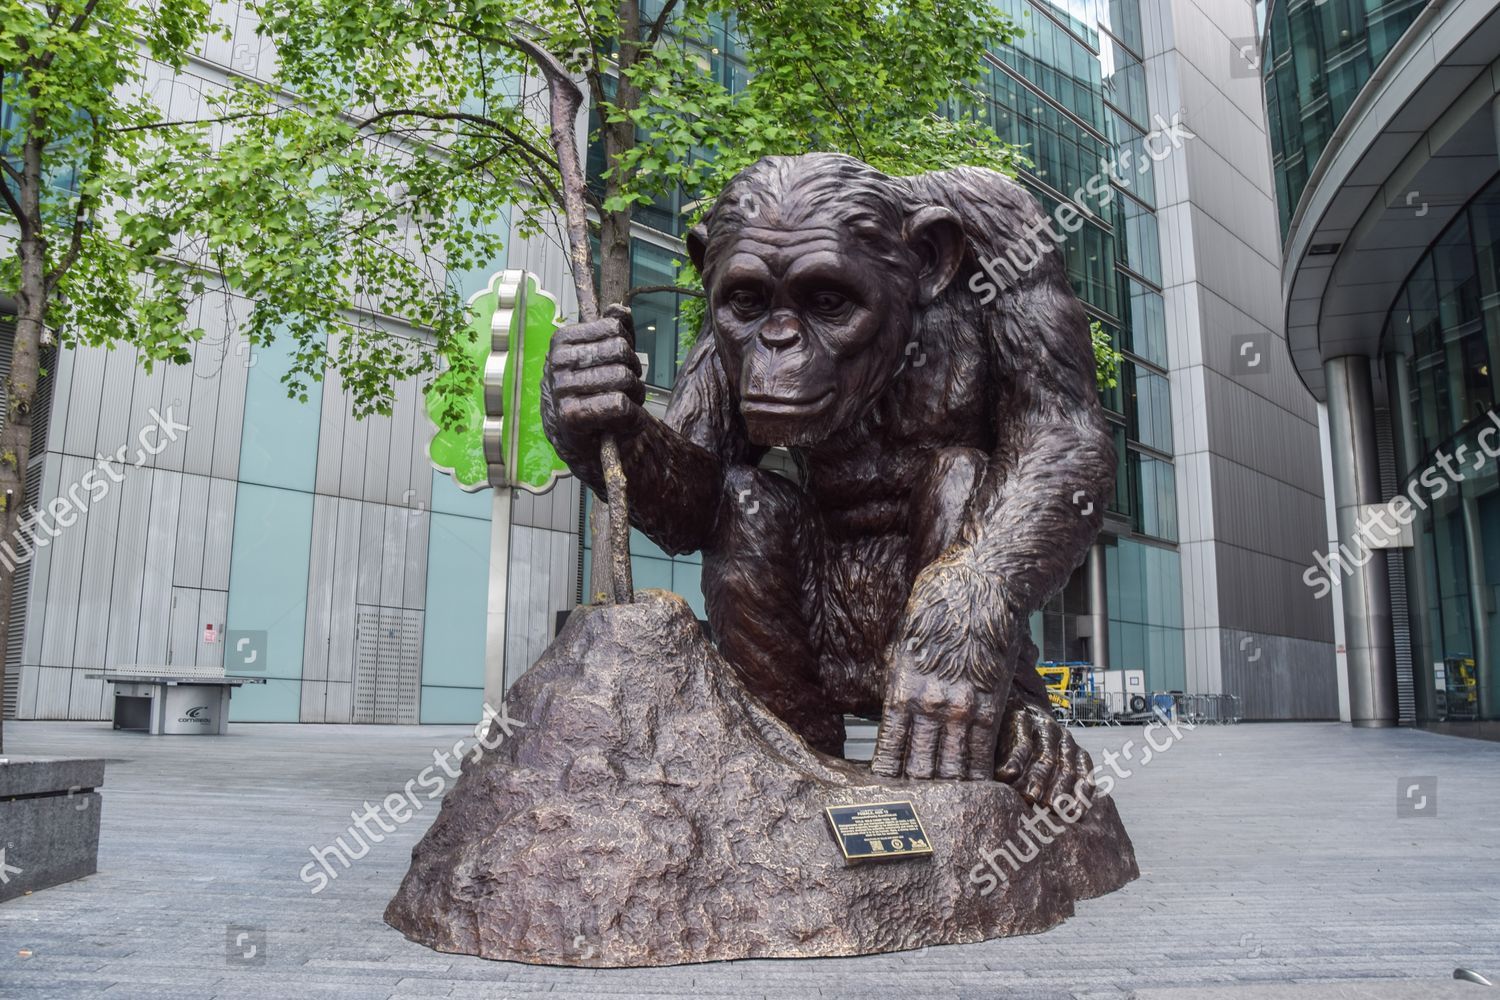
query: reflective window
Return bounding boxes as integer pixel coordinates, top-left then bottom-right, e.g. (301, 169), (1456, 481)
(1105, 0), (1144, 55)
(1119, 275), (1167, 366)
(1386, 176), (1500, 723)
(989, 0), (1106, 127)
(1106, 538), (1186, 690)
(1117, 194), (1162, 285)
(629, 240), (688, 389)
(1129, 363), (1172, 452)
(1397, 178), (1500, 458)
(981, 68), (1111, 219)
(1130, 449), (1177, 541)
(1262, 0), (1425, 234)
(1100, 33), (1149, 128)
(1106, 108), (1155, 209)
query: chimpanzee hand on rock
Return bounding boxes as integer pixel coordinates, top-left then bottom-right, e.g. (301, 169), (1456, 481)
(540, 304), (647, 459)
(871, 639), (1003, 780)
(996, 698), (1096, 811)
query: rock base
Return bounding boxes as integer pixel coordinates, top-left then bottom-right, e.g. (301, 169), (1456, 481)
(385, 590), (1137, 966)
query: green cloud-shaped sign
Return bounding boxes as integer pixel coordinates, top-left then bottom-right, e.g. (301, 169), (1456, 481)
(426, 270), (569, 494)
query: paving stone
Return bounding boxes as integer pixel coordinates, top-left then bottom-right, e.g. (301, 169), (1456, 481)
(1129, 980), (1490, 998)
(0, 721), (1495, 1000)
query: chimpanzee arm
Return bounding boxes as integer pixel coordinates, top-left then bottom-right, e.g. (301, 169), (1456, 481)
(872, 293), (1113, 782)
(541, 311), (755, 557)
(918, 377), (1115, 681)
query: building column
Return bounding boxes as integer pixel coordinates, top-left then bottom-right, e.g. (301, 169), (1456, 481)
(1087, 541), (1109, 668)
(1324, 356), (1399, 726)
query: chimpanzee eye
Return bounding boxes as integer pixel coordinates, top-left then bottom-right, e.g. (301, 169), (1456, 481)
(809, 291), (850, 316)
(727, 289), (765, 316)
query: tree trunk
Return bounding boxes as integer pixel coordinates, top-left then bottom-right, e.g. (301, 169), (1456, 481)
(587, 0), (643, 603)
(0, 136), (48, 753)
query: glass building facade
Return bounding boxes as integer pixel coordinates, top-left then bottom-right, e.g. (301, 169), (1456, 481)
(1383, 175), (1500, 722)
(1261, 0), (1500, 725)
(1262, 0), (1426, 235)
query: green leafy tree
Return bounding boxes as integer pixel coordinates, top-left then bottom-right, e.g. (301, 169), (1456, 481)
(232, 0), (1023, 594)
(0, 0), (233, 751)
(1092, 320), (1122, 391)
(1, 0), (1025, 746)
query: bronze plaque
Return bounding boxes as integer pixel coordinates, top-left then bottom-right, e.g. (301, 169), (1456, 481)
(824, 800), (934, 863)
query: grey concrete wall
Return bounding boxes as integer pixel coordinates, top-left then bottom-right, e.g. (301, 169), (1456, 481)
(1141, 0), (1338, 718)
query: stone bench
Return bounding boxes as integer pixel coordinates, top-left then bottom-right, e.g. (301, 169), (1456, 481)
(0, 756), (104, 903)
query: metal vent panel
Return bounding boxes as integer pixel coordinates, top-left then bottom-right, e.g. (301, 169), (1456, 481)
(352, 605), (422, 724)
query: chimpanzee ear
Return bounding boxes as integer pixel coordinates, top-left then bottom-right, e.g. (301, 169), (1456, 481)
(903, 205), (966, 305)
(687, 220), (711, 274)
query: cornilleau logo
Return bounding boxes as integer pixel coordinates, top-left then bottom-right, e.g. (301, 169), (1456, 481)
(179, 706), (212, 724)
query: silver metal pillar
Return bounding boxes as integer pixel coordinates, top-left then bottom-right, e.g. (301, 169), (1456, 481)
(484, 488), (512, 711)
(1324, 356), (1399, 727)
(1086, 541), (1109, 668)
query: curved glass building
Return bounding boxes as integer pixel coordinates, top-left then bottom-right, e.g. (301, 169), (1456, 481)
(1262, 0), (1500, 727)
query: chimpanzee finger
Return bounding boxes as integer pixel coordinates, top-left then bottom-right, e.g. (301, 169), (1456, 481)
(1046, 730), (1081, 809)
(550, 335), (642, 375)
(1022, 718), (1059, 804)
(1072, 744), (1096, 800)
(551, 364), (644, 403)
(995, 709), (1033, 783)
(905, 713), (942, 779)
(557, 392), (642, 433)
(603, 303), (638, 347)
(553, 317), (624, 346)
(966, 719), (999, 781)
(937, 715), (970, 780)
(871, 708), (912, 778)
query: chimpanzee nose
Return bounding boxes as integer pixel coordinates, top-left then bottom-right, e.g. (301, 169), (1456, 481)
(759, 310), (800, 348)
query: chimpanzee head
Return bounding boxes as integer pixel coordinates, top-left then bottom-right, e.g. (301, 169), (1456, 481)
(687, 154), (967, 447)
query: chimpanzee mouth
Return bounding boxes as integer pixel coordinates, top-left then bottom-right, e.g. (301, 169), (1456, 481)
(740, 389), (836, 416)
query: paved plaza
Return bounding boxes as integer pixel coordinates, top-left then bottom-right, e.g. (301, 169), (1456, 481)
(0, 719), (1497, 999)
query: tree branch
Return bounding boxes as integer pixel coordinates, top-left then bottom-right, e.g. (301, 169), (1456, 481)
(0, 171), (25, 230)
(45, 117), (107, 292)
(37, 0), (102, 69)
(624, 283), (702, 302)
(646, 0), (680, 46)
(356, 107), (559, 174)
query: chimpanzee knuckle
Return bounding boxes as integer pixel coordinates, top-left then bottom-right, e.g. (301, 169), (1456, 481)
(917, 689), (950, 716)
(596, 335), (640, 368)
(563, 363), (637, 395)
(555, 321), (602, 345)
(557, 399), (600, 433)
(549, 368), (596, 398)
(568, 397), (617, 432)
(973, 699), (999, 728)
(601, 391), (640, 423)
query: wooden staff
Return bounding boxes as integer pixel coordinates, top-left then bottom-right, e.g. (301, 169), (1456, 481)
(514, 36), (634, 605)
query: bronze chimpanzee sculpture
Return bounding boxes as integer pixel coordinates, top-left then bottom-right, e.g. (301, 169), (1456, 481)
(540, 152), (1113, 808)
